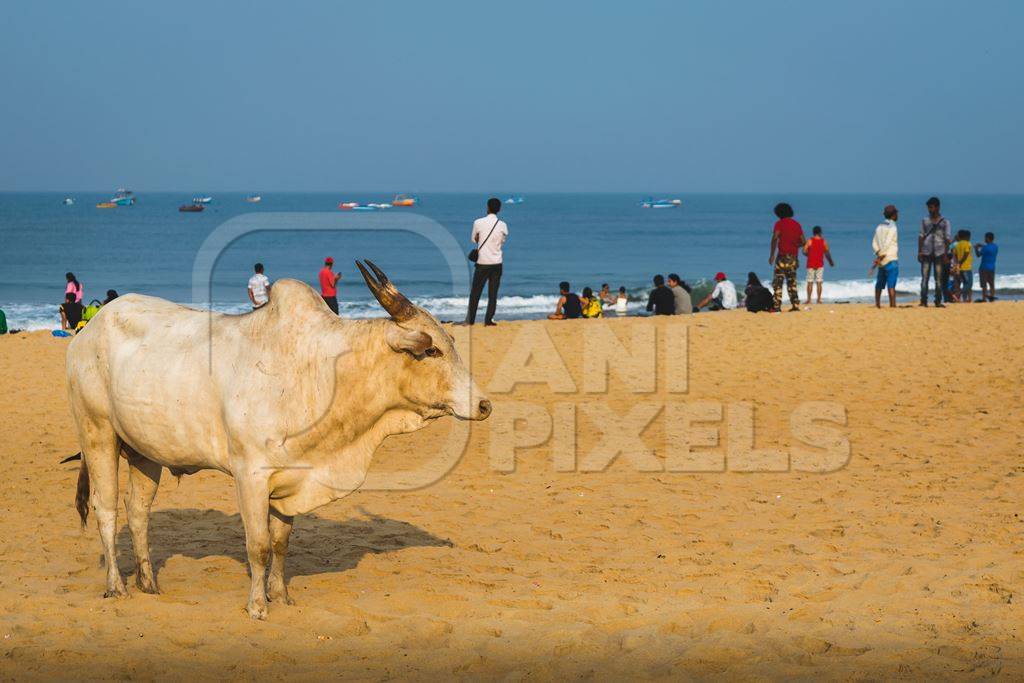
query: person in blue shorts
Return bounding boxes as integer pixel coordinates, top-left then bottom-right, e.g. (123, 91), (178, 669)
(872, 205), (900, 308)
(974, 232), (999, 302)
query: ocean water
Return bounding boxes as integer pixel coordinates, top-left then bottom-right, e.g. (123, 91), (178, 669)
(0, 192), (1020, 330)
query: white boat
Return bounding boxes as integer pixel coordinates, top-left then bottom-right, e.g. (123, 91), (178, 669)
(63, 197), (75, 205)
(640, 197), (682, 209)
(245, 194), (262, 203)
(505, 195), (524, 204)
(192, 196), (213, 204)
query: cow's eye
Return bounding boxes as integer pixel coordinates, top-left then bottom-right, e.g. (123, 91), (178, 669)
(424, 347), (443, 358)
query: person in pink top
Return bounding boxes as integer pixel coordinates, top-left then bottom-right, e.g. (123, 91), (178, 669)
(318, 257), (342, 314)
(65, 272), (83, 303)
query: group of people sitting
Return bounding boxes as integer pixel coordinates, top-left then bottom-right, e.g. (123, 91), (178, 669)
(548, 283), (627, 319)
(548, 271), (749, 319)
(59, 271), (119, 332)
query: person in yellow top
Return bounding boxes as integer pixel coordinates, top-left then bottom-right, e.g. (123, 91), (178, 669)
(580, 286), (603, 318)
(951, 229), (974, 302)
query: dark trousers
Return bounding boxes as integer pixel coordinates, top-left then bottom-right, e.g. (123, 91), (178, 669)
(466, 263), (502, 324)
(323, 295), (339, 314)
(919, 257), (946, 305)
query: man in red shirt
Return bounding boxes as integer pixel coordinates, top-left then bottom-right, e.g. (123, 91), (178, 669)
(318, 256), (342, 314)
(768, 202), (806, 311)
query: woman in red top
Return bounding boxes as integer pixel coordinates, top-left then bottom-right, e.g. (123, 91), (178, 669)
(768, 203), (806, 311)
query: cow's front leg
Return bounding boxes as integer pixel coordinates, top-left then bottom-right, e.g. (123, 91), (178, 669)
(267, 510), (295, 605)
(235, 474), (271, 620)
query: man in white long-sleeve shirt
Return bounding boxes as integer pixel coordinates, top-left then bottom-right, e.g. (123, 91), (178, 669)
(872, 204), (900, 308)
(463, 197), (508, 326)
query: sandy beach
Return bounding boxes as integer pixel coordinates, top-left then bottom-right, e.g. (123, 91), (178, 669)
(1, 303), (1022, 679)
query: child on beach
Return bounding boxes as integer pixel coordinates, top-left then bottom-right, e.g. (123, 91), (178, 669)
(802, 226), (835, 304)
(946, 255), (961, 302)
(952, 230), (973, 302)
(975, 232), (998, 301)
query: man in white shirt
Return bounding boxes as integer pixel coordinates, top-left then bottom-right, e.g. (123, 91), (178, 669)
(872, 205), (900, 309)
(696, 272), (738, 311)
(247, 262), (271, 309)
(463, 197), (508, 326)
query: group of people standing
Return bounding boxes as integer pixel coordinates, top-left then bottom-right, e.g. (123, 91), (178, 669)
(870, 197), (1000, 309)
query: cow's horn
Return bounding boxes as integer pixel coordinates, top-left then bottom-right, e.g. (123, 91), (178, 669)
(355, 260), (417, 321)
(364, 259), (400, 296)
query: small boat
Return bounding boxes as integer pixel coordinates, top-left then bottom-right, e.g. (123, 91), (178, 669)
(96, 202), (118, 209)
(338, 201), (379, 211)
(179, 203), (205, 212)
(110, 188), (136, 206)
(392, 194), (417, 207)
(245, 194), (262, 203)
(63, 197), (75, 205)
(367, 203), (392, 209)
(640, 197), (682, 209)
(504, 196), (524, 204)
(192, 196), (213, 204)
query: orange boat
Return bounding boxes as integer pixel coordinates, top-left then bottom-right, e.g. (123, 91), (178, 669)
(392, 194), (417, 207)
(96, 202), (117, 209)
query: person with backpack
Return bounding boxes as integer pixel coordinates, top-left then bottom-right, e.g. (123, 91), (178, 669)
(918, 196), (952, 307)
(463, 197), (508, 326)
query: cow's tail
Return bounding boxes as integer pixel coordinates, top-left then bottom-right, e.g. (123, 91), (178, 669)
(62, 452), (90, 528)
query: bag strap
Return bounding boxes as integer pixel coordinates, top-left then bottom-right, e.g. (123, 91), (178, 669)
(476, 217), (501, 250)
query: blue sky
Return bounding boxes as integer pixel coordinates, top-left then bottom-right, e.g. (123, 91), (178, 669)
(1, 1), (1021, 192)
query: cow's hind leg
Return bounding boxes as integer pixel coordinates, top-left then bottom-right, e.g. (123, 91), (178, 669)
(81, 423), (128, 598)
(267, 510), (295, 605)
(235, 475), (271, 619)
(125, 452), (162, 594)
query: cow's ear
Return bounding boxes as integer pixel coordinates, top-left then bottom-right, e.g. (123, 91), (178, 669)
(385, 325), (433, 356)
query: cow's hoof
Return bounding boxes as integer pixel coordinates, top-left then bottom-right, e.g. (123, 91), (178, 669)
(267, 584), (295, 606)
(246, 601), (268, 620)
(103, 586), (129, 599)
(135, 579), (160, 595)
(270, 593), (295, 606)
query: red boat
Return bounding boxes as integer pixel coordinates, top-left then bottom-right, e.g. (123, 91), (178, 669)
(179, 204), (204, 212)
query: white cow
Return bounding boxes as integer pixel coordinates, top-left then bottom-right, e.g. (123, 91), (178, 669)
(65, 261), (490, 619)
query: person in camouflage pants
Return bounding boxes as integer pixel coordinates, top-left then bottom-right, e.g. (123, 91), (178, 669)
(771, 253), (800, 310)
(769, 202), (806, 311)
